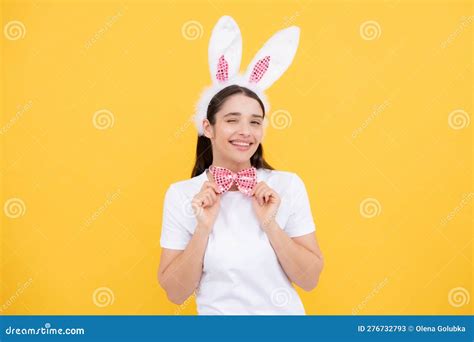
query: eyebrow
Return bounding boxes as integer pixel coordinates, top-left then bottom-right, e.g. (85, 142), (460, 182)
(223, 112), (264, 118)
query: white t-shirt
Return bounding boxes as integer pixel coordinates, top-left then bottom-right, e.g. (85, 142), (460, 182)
(160, 168), (316, 315)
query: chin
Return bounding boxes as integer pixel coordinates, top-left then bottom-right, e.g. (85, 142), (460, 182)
(232, 151), (257, 163)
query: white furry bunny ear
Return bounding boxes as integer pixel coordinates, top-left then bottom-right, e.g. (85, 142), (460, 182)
(194, 16), (300, 136)
(208, 16), (242, 84)
(243, 26), (300, 90)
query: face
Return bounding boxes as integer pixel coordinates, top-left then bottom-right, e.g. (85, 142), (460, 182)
(203, 93), (265, 170)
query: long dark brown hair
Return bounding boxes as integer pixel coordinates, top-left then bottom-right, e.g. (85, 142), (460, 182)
(191, 85), (274, 177)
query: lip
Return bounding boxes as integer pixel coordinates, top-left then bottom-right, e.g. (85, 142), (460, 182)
(229, 140), (253, 151)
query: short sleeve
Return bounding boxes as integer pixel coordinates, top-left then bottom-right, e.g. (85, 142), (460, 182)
(160, 185), (193, 250)
(284, 173), (316, 237)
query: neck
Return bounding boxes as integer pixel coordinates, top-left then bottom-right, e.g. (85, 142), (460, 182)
(211, 156), (251, 173)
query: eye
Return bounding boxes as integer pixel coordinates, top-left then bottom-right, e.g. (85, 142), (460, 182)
(227, 119), (237, 123)
(251, 121), (262, 125)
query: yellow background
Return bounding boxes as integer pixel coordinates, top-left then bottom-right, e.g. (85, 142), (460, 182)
(1, 0), (472, 315)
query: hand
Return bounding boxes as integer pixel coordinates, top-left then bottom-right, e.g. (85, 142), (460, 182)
(251, 181), (281, 230)
(192, 181), (221, 233)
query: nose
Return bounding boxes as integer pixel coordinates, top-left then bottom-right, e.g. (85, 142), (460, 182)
(237, 121), (251, 136)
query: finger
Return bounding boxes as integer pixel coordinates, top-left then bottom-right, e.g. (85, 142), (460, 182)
(191, 199), (199, 211)
(192, 198), (204, 213)
(203, 181), (221, 194)
(192, 197), (202, 208)
(201, 196), (210, 208)
(262, 190), (271, 204)
(253, 183), (263, 197)
(208, 191), (217, 205)
(198, 193), (211, 207)
(255, 188), (263, 205)
(256, 186), (269, 205)
(262, 190), (270, 203)
(265, 190), (276, 203)
(204, 193), (213, 207)
(209, 182), (222, 194)
(251, 182), (263, 196)
(206, 189), (217, 203)
(251, 195), (259, 206)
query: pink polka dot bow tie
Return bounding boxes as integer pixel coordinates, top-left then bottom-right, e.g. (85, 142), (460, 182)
(209, 165), (257, 196)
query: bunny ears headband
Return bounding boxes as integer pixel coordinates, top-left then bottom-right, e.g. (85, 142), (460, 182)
(193, 15), (301, 135)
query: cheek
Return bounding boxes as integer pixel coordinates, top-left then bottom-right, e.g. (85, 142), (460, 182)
(214, 126), (233, 147)
(252, 127), (264, 142)
(217, 125), (236, 140)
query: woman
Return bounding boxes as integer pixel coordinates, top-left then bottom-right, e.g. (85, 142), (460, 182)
(158, 16), (324, 315)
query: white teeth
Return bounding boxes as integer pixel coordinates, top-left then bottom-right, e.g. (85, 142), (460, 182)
(231, 141), (250, 147)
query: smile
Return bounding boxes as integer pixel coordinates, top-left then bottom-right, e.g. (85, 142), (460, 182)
(229, 140), (253, 151)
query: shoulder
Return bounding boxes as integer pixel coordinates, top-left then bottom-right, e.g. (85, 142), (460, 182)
(259, 168), (307, 193)
(165, 172), (206, 200)
(259, 168), (303, 181)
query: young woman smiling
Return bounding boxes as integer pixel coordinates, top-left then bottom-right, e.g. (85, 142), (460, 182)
(158, 85), (324, 315)
(158, 15), (323, 315)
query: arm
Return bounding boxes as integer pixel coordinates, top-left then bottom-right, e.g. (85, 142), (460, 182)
(251, 179), (324, 292)
(158, 180), (221, 305)
(264, 220), (324, 291)
(158, 225), (210, 305)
